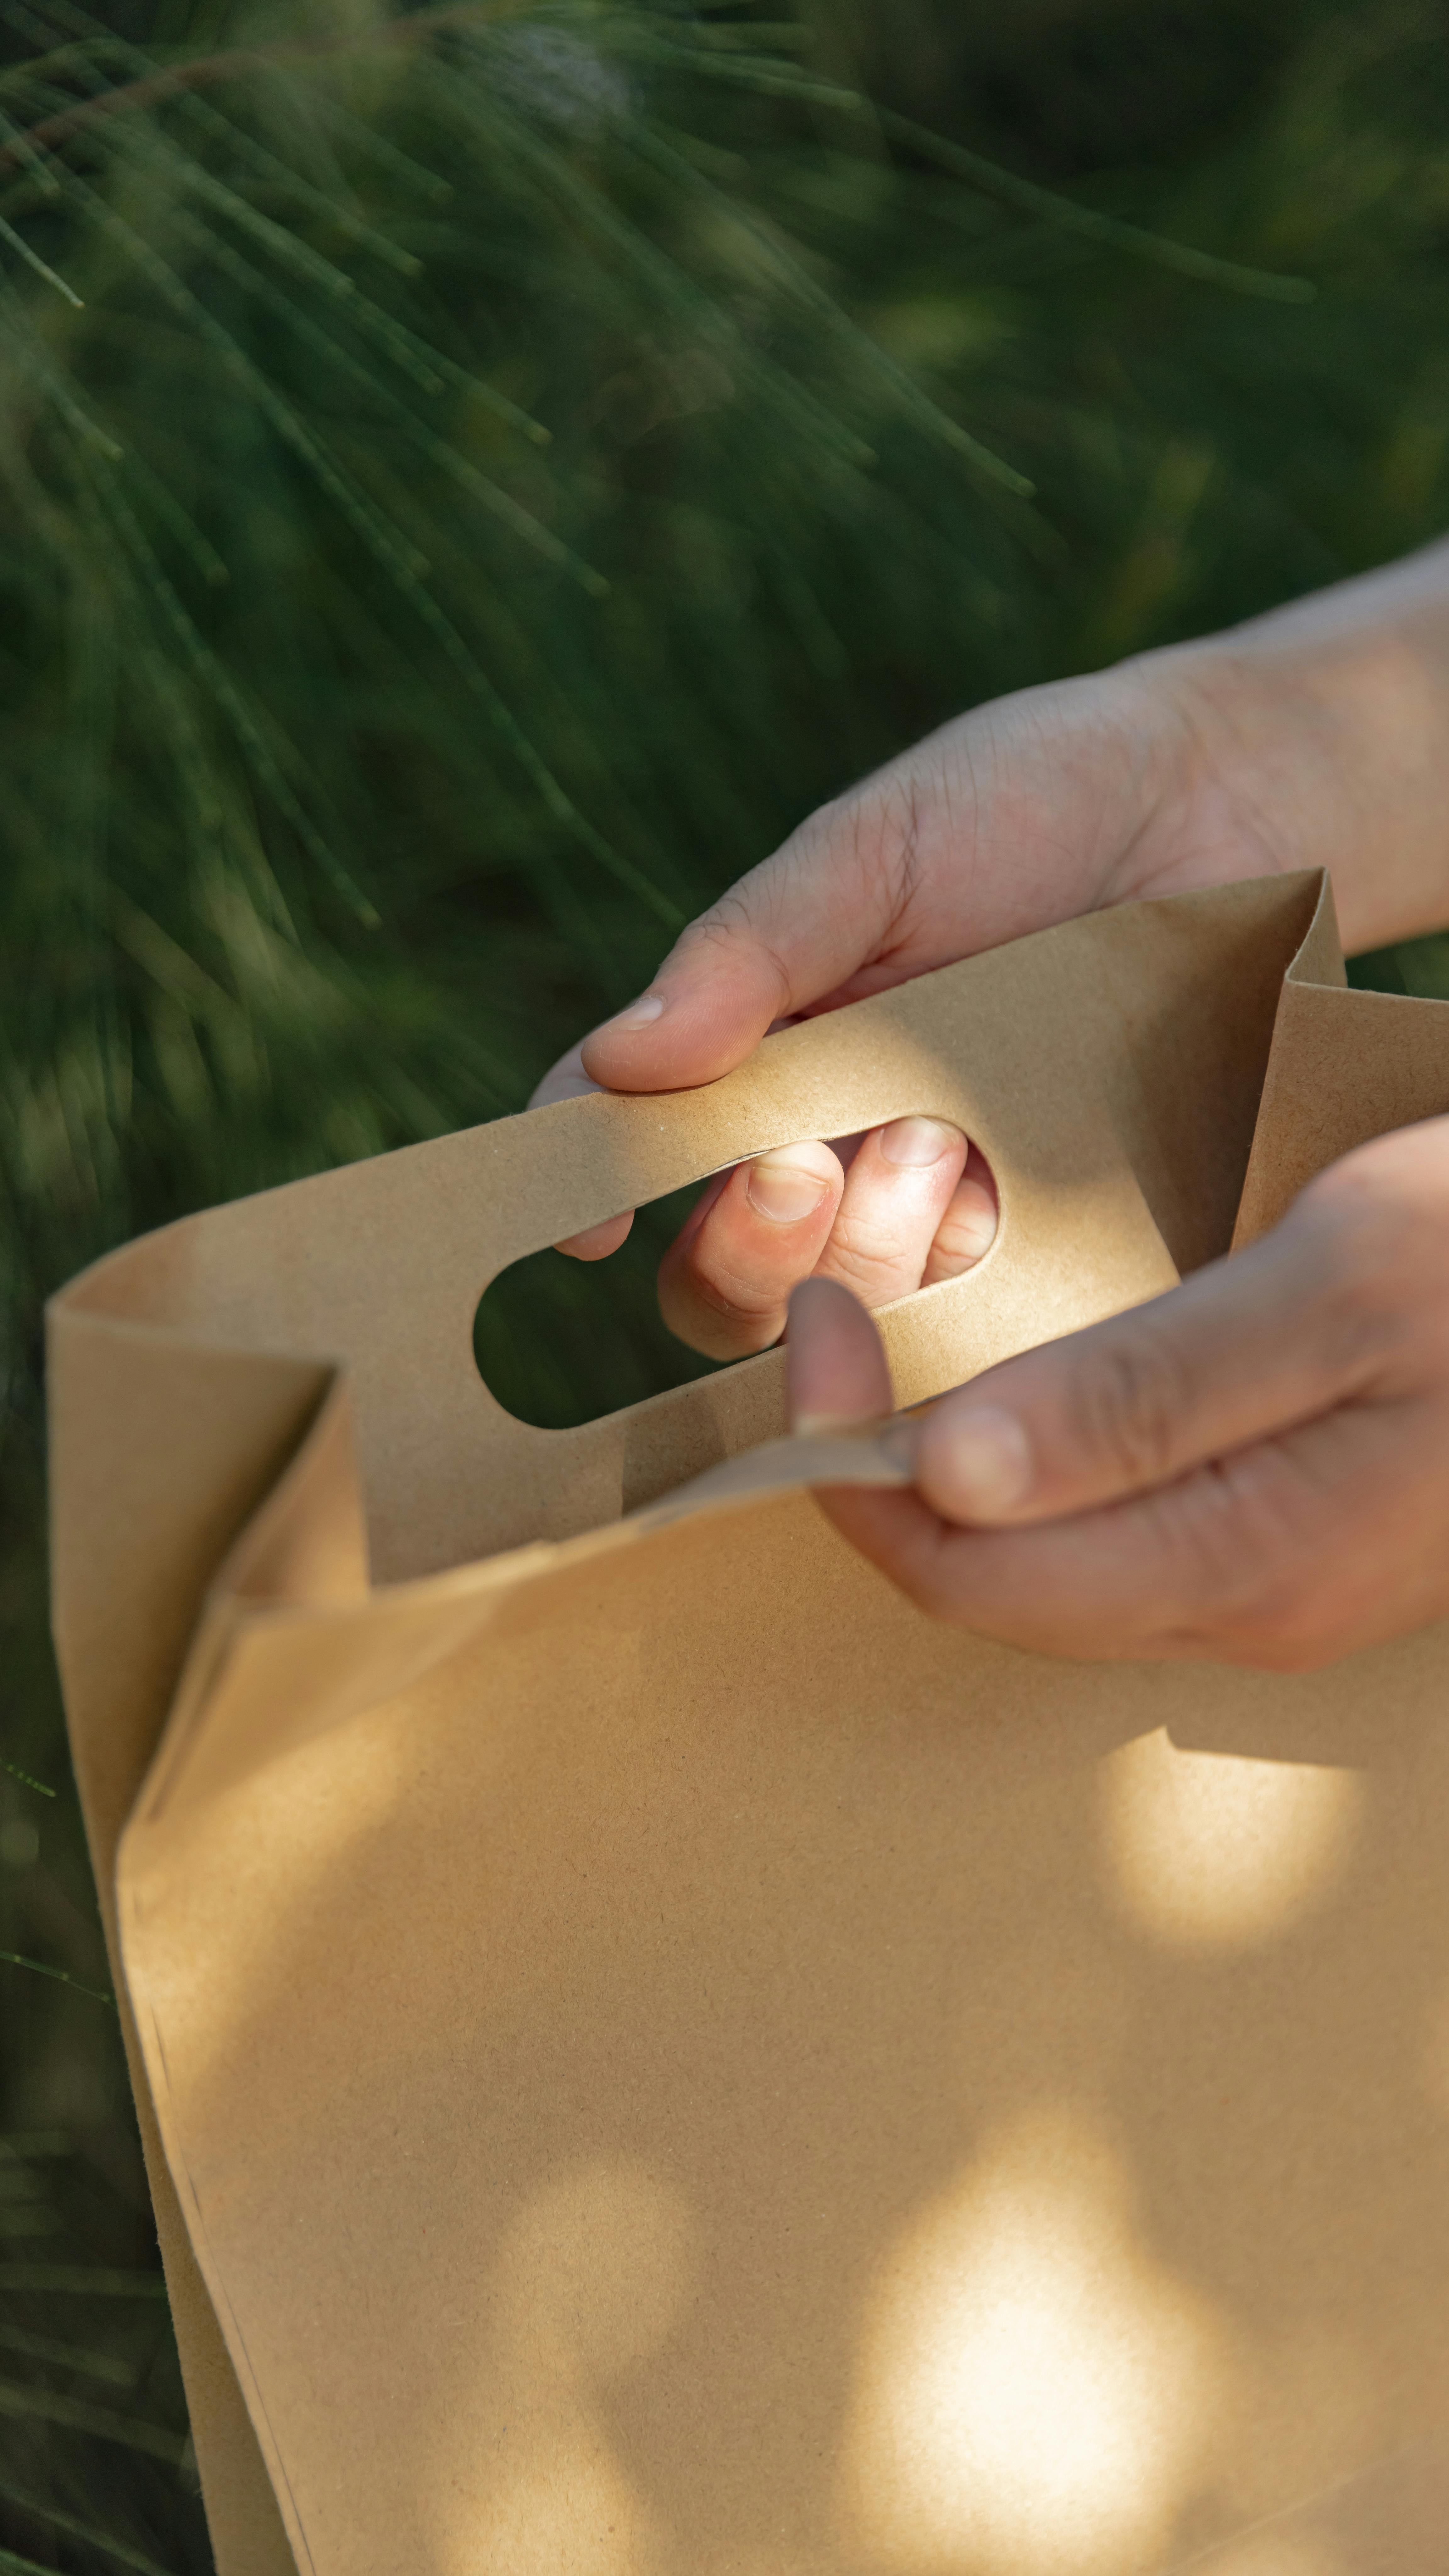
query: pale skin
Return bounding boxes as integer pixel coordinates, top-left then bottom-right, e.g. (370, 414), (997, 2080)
(533, 540), (1449, 1668)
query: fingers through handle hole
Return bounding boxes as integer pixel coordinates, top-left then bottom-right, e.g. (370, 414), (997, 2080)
(476, 1128), (997, 1427)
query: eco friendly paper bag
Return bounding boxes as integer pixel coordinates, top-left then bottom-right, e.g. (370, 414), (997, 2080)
(48, 870), (1449, 2576)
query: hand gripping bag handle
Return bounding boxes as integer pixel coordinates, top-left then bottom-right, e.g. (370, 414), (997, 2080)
(54, 869), (1348, 1590)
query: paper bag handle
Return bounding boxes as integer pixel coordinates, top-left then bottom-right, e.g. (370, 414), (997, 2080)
(64, 875), (1330, 1578)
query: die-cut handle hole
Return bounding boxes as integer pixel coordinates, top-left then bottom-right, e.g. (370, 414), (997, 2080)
(475, 1125), (998, 1433)
(475, 1179), (730, 1430)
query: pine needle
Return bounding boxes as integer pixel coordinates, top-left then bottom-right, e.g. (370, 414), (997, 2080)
(0, 207), (79, 301)
(0, 1758), (54, 1797)
(0, 2544), (74, 2576)
(0, 2320), (137, 2387)
(161, 200), (600, 588)
(874, 104), (1318, 304)
(0, 2480), (176, 2576)
(626, 116), (1035, 494)
(0, 1951), (114, 2006)
(0, 2373), (186, 2464)
(633, 35), (1317, 303)
(0, 2269), (167, 2296)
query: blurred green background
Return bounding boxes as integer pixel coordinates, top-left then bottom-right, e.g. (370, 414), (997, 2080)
(4, 1), (1449, 2565)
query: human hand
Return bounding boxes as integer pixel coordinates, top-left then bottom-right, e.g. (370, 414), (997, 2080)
(783, 1117), (1449, 1669)
(531, 653), (1236, 1350)
(533, 540), (1449, 1358)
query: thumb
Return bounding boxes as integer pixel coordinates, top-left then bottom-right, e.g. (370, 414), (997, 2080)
(580, 803), (907, 1093)
(786, 1276), (895, 1431)
(911, 1206), (1378, 1529)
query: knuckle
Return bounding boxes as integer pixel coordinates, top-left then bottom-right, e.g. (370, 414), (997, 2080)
(820, 1217), (915, 1305)
(856, 770), (927, 919)
(1068, 1324), (1194, 1486)
(658, 1294), (777, 1361)
(794, 768), (925, 935)
(658, 1243), (787, 1358)
(681, 1255), (780, 1330)
(678, 879), (794, 1006)
(1158, 1448), (1360, 1671)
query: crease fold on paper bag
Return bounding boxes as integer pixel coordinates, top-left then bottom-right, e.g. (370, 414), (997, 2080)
(47, 868), (1449, 2576)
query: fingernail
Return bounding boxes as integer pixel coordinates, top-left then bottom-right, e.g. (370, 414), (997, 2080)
(606, 991), (666, 1032)
(880, 1117), (961, 1168)
(929, 1404), (1032, 1520)
(746, 1149), (834, 1225)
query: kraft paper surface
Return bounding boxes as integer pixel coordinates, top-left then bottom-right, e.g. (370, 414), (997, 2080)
(47, 870), (1449, 2576)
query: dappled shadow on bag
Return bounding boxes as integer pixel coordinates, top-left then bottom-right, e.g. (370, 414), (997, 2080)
(128, 1502), (1449, 2575)
(47, 871), (1449, 2575)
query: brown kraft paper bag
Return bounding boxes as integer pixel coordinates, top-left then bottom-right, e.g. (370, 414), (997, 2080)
(46, 869), (1449, 2576)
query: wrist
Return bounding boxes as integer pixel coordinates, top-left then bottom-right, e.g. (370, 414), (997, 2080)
(1138, 555), (1449, 952)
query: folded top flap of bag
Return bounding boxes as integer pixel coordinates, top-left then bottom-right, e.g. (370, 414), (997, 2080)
(47, 869), (1343, 1873)
(47, 863), (1449, 2576)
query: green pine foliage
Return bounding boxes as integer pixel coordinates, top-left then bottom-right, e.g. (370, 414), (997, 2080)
(3, 2), (1449, 2562)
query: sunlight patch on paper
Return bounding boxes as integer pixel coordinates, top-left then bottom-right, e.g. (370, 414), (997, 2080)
(428, 2157), (695, 2574)
(462, 2426), (660, 2576)
(1100, 1732), (1362, 1948)
(837, 2112), (1226, 2574)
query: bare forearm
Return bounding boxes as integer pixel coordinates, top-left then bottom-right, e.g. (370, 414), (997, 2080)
(1163, 537), (1449, 952)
